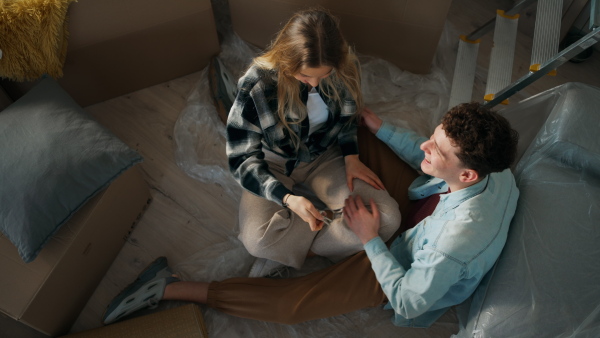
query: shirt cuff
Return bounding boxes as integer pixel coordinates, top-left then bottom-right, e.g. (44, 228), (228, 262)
(375, 121), (396, 143)
(272, 184), (294, 206)
(339, 141), (359, 157)
(364, 236), (388, 258)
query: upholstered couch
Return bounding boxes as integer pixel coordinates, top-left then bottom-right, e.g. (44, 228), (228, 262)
(455, 82), (600, 337)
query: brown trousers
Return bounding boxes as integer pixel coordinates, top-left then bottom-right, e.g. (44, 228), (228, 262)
(207, 127), (419, 324)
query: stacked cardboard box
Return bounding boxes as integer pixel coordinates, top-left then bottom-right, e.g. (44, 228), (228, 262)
(0, 167), (151, 336)
(61, 304), (208, 338)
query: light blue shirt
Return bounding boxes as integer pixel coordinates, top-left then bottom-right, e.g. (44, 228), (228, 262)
(364, 122), (520, 328)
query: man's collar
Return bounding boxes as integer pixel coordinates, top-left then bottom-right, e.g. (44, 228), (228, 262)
(440, 175), (489, 210)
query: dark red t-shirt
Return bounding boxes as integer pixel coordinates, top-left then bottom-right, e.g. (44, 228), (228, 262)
(404, 190), (450, 229)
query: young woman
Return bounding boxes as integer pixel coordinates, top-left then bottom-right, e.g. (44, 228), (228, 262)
(226, 8), (400, 277)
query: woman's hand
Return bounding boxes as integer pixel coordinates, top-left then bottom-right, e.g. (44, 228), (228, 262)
(360, 107), (383, 135)
(285, 194), (325, 231)
(344, 155), (385, 192)
(344, 195), (380, 245)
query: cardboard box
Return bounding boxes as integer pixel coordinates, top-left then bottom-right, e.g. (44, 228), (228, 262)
(228, 0), (451, 74)
(0, 166), (151, 336)
(2, 0), (221, 107)
(61, 304), (208, 338)
(59, 0), (221, 106)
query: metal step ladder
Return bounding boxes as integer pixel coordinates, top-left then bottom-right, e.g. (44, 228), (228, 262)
(449, 0), (600, 109)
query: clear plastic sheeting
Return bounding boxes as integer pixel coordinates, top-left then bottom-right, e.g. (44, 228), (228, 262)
(173, 34), (260, 202)
(455, 82), (600, 338)
(173, 68), (241, 200)
(195, 305), (459, 338)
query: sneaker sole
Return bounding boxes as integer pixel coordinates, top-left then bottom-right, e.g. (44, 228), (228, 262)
(102, 257), (169, 324)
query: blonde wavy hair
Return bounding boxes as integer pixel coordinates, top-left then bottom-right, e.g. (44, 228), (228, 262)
(253, 8), (363, 149)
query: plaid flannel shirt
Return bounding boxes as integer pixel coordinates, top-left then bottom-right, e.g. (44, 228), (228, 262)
(226, 65), (359, 206)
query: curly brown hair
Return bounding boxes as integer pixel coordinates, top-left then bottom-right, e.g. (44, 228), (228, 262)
(441, 102), (519, 177)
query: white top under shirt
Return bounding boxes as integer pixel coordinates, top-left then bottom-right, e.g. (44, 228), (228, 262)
(307, 87), (328, 135)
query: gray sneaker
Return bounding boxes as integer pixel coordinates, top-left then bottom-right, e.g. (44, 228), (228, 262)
(248, 257), (288, 278)
(102, 257), (179, 324)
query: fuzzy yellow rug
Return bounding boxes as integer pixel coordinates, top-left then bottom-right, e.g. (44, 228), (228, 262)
(0, 0), (76, 81)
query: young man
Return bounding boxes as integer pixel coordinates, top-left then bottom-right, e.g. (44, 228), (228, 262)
(103, 102), (520, 328)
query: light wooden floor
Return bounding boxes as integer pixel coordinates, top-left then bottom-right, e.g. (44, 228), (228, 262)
(69, 0), (600, 335)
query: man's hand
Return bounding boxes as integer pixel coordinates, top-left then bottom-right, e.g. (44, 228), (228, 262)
(285, 194), (325, 231)
(344, 195), (380, 244)
(345, 154), (385, 192)
(360, 107), (383, 135)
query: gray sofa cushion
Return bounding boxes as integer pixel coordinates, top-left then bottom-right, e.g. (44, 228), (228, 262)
(0, 78), (142, 263)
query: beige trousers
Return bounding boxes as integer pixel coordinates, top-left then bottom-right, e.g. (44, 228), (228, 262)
(238, 145), (401, 269)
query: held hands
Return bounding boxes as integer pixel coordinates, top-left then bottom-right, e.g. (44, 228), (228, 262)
(343, 195), (381, 245)
(344, 154), (385, 192)
(360, 107), (383, 135)
(285, 194), (325, 231)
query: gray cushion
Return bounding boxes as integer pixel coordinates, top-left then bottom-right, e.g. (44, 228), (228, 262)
(0, 78), (142, 263)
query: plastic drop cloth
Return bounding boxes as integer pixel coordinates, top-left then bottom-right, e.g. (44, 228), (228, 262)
(455, 82), (600, 338)
(173, 34), (260, 202)
(171, 23), (463, 337)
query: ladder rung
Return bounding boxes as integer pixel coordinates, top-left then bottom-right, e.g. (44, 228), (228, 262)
(485, 10), (519, 102)
(466, 0), (537, 41)
(530, 0), (562, 71)
(449, 36), (480, 109)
